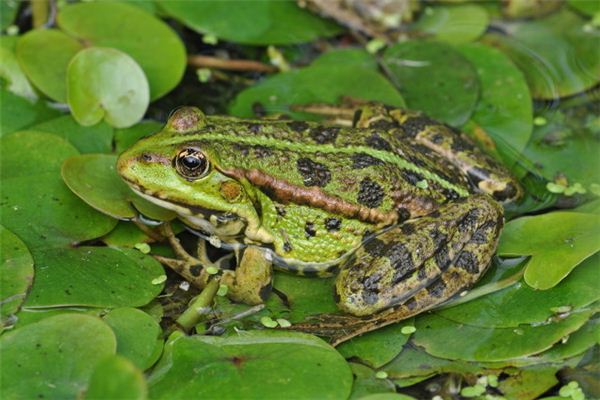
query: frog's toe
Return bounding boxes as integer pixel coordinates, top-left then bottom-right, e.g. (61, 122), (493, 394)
(335, 194), (503, 318)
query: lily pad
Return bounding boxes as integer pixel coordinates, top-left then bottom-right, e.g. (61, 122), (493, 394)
(67, 47), (150, 128)
(148, 330), (353, 399)
(412, 4), (489, 43)
(498, 212), (600, 290)
(0, 35), (37, 100)
(435, 254), (600, 328)
(382, 41), (479, 126)
(24, 247), (164, 308)
(102, 222), (152, 248)
(157, 0), (342, 45)
(16, 28), (83, 102)
(568, 0), (600, 16)
(230, 51), (405, 118)
(456, 43), (532, 159)
(0, 0), (19, 30)
(32, 115), (113, 154)
(85, 355), (147, 400)
(483, 10), (600, 99)
(0, 88), (61, 136)
(0, 225), (34, 329)
(62, 153), (175, 221)
(0, 313), (116, 399)
(348, 363), (396, 400)
(114, 120), (163, 154)
(103, 307), (163, 370)
(411, 310), (592, 362)
(58, 1), (186, 100)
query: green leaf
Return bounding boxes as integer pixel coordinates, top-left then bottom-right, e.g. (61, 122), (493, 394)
(0, 88), (61, 136)
(103, 307), (163, 370)
(102, 222), (152, 248)
(32, 115), (114, 154)
(148, 331), (353, 399)
(0, 314), (116, 399)
(67, 47), (150, 128)
(157, 0), (342, 45)
(24, 247), (165, 308)
(85, 355), (147, 400)
(348, 363), (396, 400)
(413, 5), (489, 43)
(498, 212), (600, 289)
(230, 51), (404, 119)
(436, 254), (600, 328)
(0, 225), (34, 329)
(0, 35), (37, 100)
(483, 10), (600, 99)
(568, 0), (600, 17)
(62, 153), (175, 221)
(456, 43), (532, 158)
(114, 120), (162, 154)
(411, 310), (592, 362)
(382, 41), (479, 126)
(0, 0), (19, 31)
(16, 28), (83, 102)
(58, 1), (186, 100)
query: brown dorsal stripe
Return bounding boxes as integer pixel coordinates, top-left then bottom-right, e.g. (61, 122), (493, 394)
(224, 168), (398, 225)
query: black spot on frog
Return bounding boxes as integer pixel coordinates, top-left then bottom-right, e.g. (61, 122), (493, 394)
(310, 126), (339, 144)
(357, 177), (385, 208)
(296, 158), (331, 187)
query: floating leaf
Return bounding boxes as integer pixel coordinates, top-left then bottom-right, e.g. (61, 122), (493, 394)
(16, 29), (83, 102)
(483, 10), (600, 99)
(62, 153), (175, 221)
(0, 225), (34, 329)
(456, 43), (532, 158)
(67, 47), (149, 128)
(24, 247), (164, 308)
(32, 115), (113, 154)
(411, 310), (592, 362)
(114, 120), (162, 154)
(436, 254), (600, 328)
(382, 41), (479, 126)
(498, 212), (600, 289)
(103, 307), (163, 370)
(58, 1), (186, 100)
(0, 88), (61, 136)
(148, 331), (353, 399)
(157, 0), (342, 45)
(0, 35), (37, 100)
(0, 314), (116, 399)
(348, 363), (396, 400)
(85, 355), (147, 400)
(102, 222), (152, 248)
(412, 5), (489, 43)
(230, 51), (404, 118)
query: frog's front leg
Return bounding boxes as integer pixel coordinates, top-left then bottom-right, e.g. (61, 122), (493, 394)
(221, 246), (273, 305)
(294, 194), (503, 345)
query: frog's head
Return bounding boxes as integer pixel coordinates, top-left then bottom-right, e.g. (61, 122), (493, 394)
(117, 107), (268, 241)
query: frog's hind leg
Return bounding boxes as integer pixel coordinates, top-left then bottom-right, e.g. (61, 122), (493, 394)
(292, 194), (504, 345)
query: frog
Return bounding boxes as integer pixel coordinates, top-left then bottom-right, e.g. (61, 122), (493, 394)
(117, 104), (521, 344)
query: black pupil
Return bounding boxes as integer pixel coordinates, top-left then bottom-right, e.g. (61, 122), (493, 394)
(182, 155), (202, 170)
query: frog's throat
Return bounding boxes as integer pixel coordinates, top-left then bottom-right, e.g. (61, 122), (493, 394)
(223, 167), (398, 226)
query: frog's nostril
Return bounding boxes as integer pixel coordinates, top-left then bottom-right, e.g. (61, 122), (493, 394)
(142, 153), (152, 162)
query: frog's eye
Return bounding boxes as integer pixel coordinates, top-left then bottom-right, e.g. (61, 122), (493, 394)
(175, 148), (210, 180)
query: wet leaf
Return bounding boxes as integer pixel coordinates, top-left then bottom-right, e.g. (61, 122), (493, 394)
(67, 47), (150, 128)
(102, 222), (152, 248)
(0, 88), (61, 136)
(85, 355), (147, 400)
(382, 41), (479, 126)
(498, 367), (559, 400)
(0, 225), (34, 329)
(62, 153), (175, 221)
(411, 310), (592, 362)
(32, 115), (113, 154)
(0, 314), (116, 399)
(436, 254), (600, 328)
(498, 212), (600, 289)
(348, 363), (396, 400)
(16, 29), (83, 102)
(0, 35), (37, 100)
(24, 247), (164, 308)
(157, 0), (342, 45)
(103, 307), (163, 370)
(456, 43), (532, 158)
(338, 319), (414, 368)
(484, 10), (600, 99)
(148, 331), (353, 399)
(0, 131), (116, 251)
(413, 4), (489, 43)
(58, 1), (186, 100)
(230, 51), (404, 118)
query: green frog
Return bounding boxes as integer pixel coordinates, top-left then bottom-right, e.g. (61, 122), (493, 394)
(117, 104), (521, 344)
